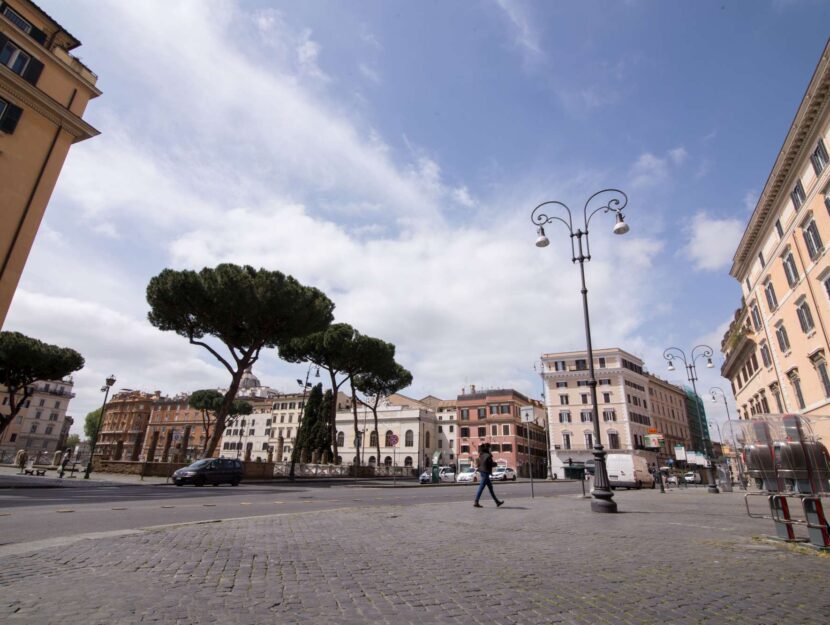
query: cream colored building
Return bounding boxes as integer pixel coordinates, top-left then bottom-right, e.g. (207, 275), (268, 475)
(646, 373), (693, 463)
(0, 376), (75, 459)
(721, 40), (830, 444)
(0, 0), (100, 327)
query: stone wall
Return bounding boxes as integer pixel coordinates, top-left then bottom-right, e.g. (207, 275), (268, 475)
(92, 459), (188, 477)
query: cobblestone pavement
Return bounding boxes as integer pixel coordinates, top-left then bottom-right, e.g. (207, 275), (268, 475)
(1, 489), (827, 625)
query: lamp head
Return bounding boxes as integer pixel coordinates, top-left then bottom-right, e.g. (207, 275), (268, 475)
(535, 226), (550, 248)
(612, 213), (630, 235)
(667, 362), (675, 372)
(105, 375), (116, 387)
(706, 357), (714, 369)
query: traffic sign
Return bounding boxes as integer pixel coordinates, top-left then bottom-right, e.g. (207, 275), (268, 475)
(388, 434), (399, 446)
(520, 406), (534, 423)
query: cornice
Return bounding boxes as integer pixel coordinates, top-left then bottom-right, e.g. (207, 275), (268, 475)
(0, 67), (98, 141)
(731, 39), (830, 278)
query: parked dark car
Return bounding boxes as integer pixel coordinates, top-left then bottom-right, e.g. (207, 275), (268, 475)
(172, 458), (244, 486)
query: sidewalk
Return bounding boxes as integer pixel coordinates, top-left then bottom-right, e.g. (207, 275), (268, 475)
(1, 488), (827, 624)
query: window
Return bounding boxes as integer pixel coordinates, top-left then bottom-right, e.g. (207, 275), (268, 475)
(602, 409), (616, 422)
(449, 425), (454, 432)
(0, 40), (29, 74)
(788, 372), (806, 410)
(45, 425), (53, 435)
(491, 424), (497, 436)
(2, 6), (32, 33)
(602, 392), (611, 403)
(501, 444), (512, 452)
(555, 381), (568, 388)
(575, 359), (587, 370)
(477, 427), (486, 437)
(29, 424), (37, 433)
(750, 303), (762, 331)
(425, 432), (431, 447)
(580, 410), (593, 423)
(405, 430), (414, 447)
(499, 404), (510, 414)
(580, 393), (589, 404)
(764, 280), (778, 311)
(384, 430), (395, 446)
(598, 357), (606, 368)
(559, 394), (569, 405)
(54, 400), (60, 409)
(608, 432), (620, 450)
(812, 357), (830, 398)
(760, 342), (772, 368)
(438, 439), (443, 448)
(438, 425), (443, 433)
(34, 411), (41, 419)
(553, 360), (567, 371)
(775, 219), (784, 238)
(558, 410), (571, 423)
(502, 424), (510, 435)
(771, 384), (784, 413)
(791, 179), (806, 210)
(584, 432), (593, 448)
(461, 444), (470, 453)
(369, 431), (378, 447)
(796, 300), (815, 334)
(562, 433), (571, 450)
(803, 219), (824, 260)
(460, 427), (469, 437)
(460, 408), (469, 420)
(758, 251), (765, 268)
(489, 405), (498, 415)
(811, 139), (829, 175)
(477, 407), (486, 419)
(782, 252), (799, 287)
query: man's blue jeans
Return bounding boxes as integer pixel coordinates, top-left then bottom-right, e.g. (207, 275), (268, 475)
(475, 471), (498, 502)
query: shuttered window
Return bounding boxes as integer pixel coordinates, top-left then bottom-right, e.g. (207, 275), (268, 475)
(0, 96), (21, 134)
(0, 34), (43, 84)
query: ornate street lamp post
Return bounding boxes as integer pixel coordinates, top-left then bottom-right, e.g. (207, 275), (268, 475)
(531, 188), (630, 513)
(710, 386), (747, 490)
(84, 374), (116, 479)
(663, 345), (719, 493)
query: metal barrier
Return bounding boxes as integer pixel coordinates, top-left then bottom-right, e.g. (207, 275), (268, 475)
(740, 414), (830, 550)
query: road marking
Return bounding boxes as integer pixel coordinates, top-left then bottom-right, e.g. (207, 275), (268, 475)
(240, 502), (252, 506)
(202, 504), (216, 507)
(273, 501), (283, 504)
(111, 507), (127, 511)
(0, 512), (10, 517)
(56, 509), (74, 513)
(160, 505), (175, 509)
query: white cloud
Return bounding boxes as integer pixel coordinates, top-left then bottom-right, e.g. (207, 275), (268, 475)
(684, 212), (745, 272)
(493, 0), (543, 64)
(359, 63), (381, 84)
(629, 147), (687, 189)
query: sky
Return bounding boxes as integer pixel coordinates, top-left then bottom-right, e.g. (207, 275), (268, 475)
(7, 0), (830, 440)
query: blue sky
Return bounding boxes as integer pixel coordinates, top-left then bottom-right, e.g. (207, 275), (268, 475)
(7, 0), (830, 436)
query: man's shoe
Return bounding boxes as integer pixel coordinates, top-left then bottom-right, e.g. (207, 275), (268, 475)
(473, 502), (483, 508)
(496, 500), (505, 507)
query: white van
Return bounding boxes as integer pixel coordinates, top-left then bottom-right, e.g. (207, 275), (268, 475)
(605, 453), (654, 489)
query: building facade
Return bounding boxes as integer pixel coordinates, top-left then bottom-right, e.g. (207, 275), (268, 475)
(455, 386), (547, 478)
(721, 40), (830, 444)
(418, 394), (459, 469)
(541, 348), (710, 477)
(141, 394), (218, 463)
(334, 399), (436, 473)
(96, 390), (155, 461)
(646, 373), (693, 464)
(0, 0), (100, 327)
(0, 376), (74, 459)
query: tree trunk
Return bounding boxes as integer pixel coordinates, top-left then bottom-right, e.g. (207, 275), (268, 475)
(202, 361), (249, 458)
(373, 405), (381, 471)
(329, 370), (339, 463)
(350, 378), (361, 467)
(0, 384), (31, 439)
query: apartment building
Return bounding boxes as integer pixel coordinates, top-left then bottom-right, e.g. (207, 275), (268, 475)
(0, 0), (100, 327)
(646, 373), (693, 464)
(418, 394), (459, 468)
(0, 376), (74, 458)
(721, 40), (830, 443)
(141, 394), (219, 463)
(455, 386), (547, 478)
(96, 390), (155, 461)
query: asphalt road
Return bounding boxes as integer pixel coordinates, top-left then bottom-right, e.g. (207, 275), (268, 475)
(0, 478), (586, 548)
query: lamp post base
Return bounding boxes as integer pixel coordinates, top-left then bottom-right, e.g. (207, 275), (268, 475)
(707, 466), (719, 493)
(707, 484), (720, 494)
(590, 493), (618, 513)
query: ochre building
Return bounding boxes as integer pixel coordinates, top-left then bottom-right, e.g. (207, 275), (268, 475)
(0, 0), (100, 327)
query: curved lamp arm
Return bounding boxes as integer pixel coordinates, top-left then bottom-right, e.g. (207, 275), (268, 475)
(531, 200), (574, 234)
(690, 344), (715, 367)
(583, 188), (628, 230)
(663, 347), (689, 370)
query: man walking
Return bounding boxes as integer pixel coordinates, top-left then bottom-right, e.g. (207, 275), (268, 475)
(59, 448), (72, 478)
(473, 443), (504, 508)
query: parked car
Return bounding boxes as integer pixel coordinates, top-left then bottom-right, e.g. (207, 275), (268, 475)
(491, 466), (517, 481)
(665, 475), (679, 486)
(172, 458), (244, 486)
(606, 453), (655, 489)
(684, 471), (702, 484)
(457, 466), (479, 483)
(418, 466), (456, 484)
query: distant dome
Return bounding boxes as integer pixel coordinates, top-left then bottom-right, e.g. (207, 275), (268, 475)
(239, 367), (261, 390)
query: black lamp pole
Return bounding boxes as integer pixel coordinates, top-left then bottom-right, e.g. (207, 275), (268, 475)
(663, 346), (719, 493)
(709, 386), (747, 490)
(531, 188), (630, 514)
(84, 374), (116, 479)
